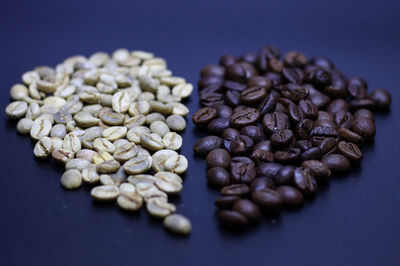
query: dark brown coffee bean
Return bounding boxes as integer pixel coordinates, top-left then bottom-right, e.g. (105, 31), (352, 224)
(206, 148), (231, 168)
(250, 177), (275, 193)
(284, 51), (307, 67)
(299, 99), (318, 119)
(230, 157), (256, 183)
(222, 128), (240, 151)
(283, 67), (304, 84)
(311, 126), (339, 138)
(310, 57), (334, 69)
(219, 54), (237, 67)
(302, 160), (331, 182)
(193, 136), (223, 156)
(192, 107), (217, 127)
(230, 106), (260, 128)
(207, 167), (230, 187)
(252, 189), (283, 210)
(324, 85), (347, 98)
(318, 138), (338, 154)
(201, 64), (225, 77)
(218, 210), (248, 228)
(301, 147), (323, 161)
(326, 99), (349, 115)
(271, 129), (294, 149)
(369, 89), (391, 110)
(354, 109), (374, 120)
(335, 111), (353, 129)
(207, 117), (230, 135)
(225, 90), (241, 106)
(280, 83), (308, 101)
(217, 105), (233, 119)
(240, 53), (257, 64)
(337, 141), (363, 162)
(262, 112), (289, 135)
(288, 103), (305, 123)
(295, 119), (314, 140)
(322, 154), (351, 173)
(198, 76), (224, 89)
(225, 62), (257, 82)
(258, 92), (278, 117)
(308, 92), (331, 108)
(338, 128), (363, 144)
(233, 199), (261, 223)
(296, 140), (312, 151)
(247, 76), (271, 88)
(256, 162), (282, 178)
(294, 167), (317, 197)
(240, 87), (267, 104)
(200, 92), (225, 107)
(254, 140), (272, 151)
(349, 98), (375, 110)
(274, 148), (301, 164)
(276, 186), (304, 206)
(351, 117), (376, 141)
(268, 58), (284, 73)
(221, 184), (250, 196)
(223, 80), (247, 92)
(240, 125), (265, 143)
(215, 196), (240, 209)
(230, 135), (254, 155)
(275, 165), (296, 185)
(250, 149), (274, 164)
(347, 80), (367, 99)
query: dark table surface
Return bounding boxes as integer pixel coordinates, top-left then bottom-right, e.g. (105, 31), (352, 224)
(1, 0), (400, 265)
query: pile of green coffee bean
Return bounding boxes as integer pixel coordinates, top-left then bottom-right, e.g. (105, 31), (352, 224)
(5, 49), (192, 235)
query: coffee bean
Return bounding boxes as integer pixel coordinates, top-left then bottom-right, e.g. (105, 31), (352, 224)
(252, 189), (282, 210)
(354, 109), (374, 120)
(207, 117), (230, 135)
(230, 135), (254, 155)
(262, 112), (289, 135)
(240, 87), (267, 104)
(192, 107), (217, 127)
(61, 169), (83, 190)
(271, 129), (294, 149)
(351, 117), (376, 141)
(217, 210), (249, 228)
(294, 167), (317, 197)
(217, 105), (233, 119)
(193, 136), (223, 156)
(256, 163), (282, 179)
(301, 160), (331, 182)
(201, 64), (225, 77)
(337, 141), (363, 162)
(258, 93), (278, 117)
(206, 148), (231, 168)
(233, 199), (261, 223)
(338, 128), (363, 144)
(146, 197), (176, 218)
(207, 167), (230, 187)
(369, 89), (391, 110)
(230, 156), (256, 183)
(215, 196), (240, 209)
(240, 125), (265, 143)
(275, 165), (296, 185)
(221, 184), (250, 196)
(326, 99), (349, 115)
(322, 154), (351, 173)
(247, 76), (271, 88)
(276, 186), (303, 206)
(250, 177), (275, 193)
(230, 106), (260, 128)
(163, 214), (191, 235)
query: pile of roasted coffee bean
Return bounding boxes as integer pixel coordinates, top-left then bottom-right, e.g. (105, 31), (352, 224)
(192, 45), (392, 228)
(5, 49), (192, 235)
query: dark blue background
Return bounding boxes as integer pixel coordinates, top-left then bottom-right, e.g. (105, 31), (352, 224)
(1, 1), (400, 265)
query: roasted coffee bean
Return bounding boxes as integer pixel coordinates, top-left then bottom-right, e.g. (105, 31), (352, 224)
(247, 76), (271, 88)
(326, 99), (349, 115)
(274, 148), (301, 164)
(221, 184), (250, 196)
(218, 210), (248, 228)
(193, 136), (223, 156)
(250, 177), (275, 193)
(230, 156), (256, 183)
(350, 98), (375, 110)
(230, 106), (259, 128)
(240, 125), (265, 143)
(254, 140), (272, 151)
(230, 135), (254, 155)
(200, 92), (224, 107)
(240, 87), (267, 104)
(225, 90), (241, 107)
(282, 68), (303, 84)
(351, 117), (376, 141)
(296, 140), (312, 151)
(252, 189), (283, 211)
(288, 103), (305, 123)
(294, 167), (317, 197)
(347, 78), (367, 99)
(369, 89), (391, 110)
(299, 100), (318, 119)
(324, 85), (347, 98)
(302, 160), (331, 182)
(335, 111), (353, 128)
(276, 186), (304, 207)
(250, 149), (274, 164)
(337, 141), (363, 162)
(223, 80), (247, 92)
(201, 64), (225, 77)
(217, 105), (233, 119)
(256, 162), (282, 178)
(338, 128), (363, 144)
(258, 93), (278, 117)
(271, 129), (294, 149)
(275, 165), (296, 185)
(225, 62), (257, 82)
(206, 148), (231, 168)
(207, 118), (230, 135)
(262, 112), (289, 135)
(280, 83), (308, 102)
(233, 199), (261, 223)
(215, 196), (240, 209)
(240, 53), (257, 64)
(295, 119), (314, 140)
(301, 147), (323, 161)
(322, 154), (351, 173)
(219, 54), (237, 67)
(284, 51), (307, 67)
(354, 109), (374, 120)
(207, 167), (230, 187)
